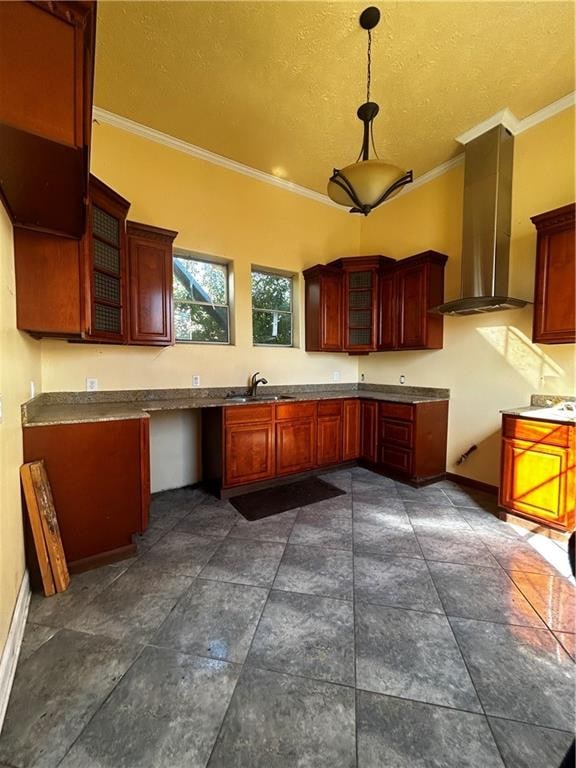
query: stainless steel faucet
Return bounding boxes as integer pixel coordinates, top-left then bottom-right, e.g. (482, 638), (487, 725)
(249, 372), (268, 397)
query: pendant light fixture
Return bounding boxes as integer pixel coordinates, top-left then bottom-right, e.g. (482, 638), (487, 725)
(327, 6), (413, 216)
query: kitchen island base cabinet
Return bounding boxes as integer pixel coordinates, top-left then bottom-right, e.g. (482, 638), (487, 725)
(23, 418), (150, 573)
(500, 415), (575, 532)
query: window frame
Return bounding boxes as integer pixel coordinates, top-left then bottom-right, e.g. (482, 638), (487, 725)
(251, 266), (295, 348)
(173, 249), (231, 345)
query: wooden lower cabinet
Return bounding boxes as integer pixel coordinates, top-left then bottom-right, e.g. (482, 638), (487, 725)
(224, 422), (275, 486)
(361, 400), (378, 464)
(378, 400), (448, 482)
(500, 415), (575, 531)
(317, 401), (343, 467)
(204, 396), (449, 493)
(343, 399), (361, 460)
(23, 418), (149, 572)
(276, 401), (317, 475)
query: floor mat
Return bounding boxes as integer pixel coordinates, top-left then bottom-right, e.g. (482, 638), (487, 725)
(230, 476), (345, 520)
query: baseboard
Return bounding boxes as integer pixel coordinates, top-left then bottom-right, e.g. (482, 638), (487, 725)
(0, 570), (30, 734)
(445, 472), (498, 496)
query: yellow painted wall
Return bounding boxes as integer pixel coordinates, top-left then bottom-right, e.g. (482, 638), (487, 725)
(41, 123), (361, 391)
(359, 107), (576, 485)
(0, 203), (41, 652)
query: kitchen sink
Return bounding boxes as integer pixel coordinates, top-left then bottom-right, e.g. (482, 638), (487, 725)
(224, 394), (296, 403)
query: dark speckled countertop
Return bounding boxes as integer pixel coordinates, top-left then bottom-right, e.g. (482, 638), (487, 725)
(22, 383), (450, 427)
(501, 394), (576, 426)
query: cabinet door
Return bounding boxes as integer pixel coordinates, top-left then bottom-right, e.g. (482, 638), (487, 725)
(318, 416), (342, 466)
(127, 222), (177, 346)
(320, 271), (343, 351)
(224, 422), (275, 486)
(84, 177), (131, 343)
(533, 227), (575, 344)
(378, 269), (397, 349)
(343, 399), (361, 460)
(276, 418), (317, 475)
(361, 400), (378, 464)
(344, 268), (379, 352)
(396, 263), (427, 348)
(500, 438), (572, 529)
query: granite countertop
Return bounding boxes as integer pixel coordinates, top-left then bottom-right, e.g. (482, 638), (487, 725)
(501, 405), (576, 426)
(22, 384), (450, 427)
(501, 394), (576, 426)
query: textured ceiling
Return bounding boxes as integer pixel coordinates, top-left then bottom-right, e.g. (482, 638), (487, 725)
(94, 1), (575, 195)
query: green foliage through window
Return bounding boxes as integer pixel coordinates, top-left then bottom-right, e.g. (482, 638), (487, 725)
(252, 270), (293, 346)
(173, 255), (229, 343)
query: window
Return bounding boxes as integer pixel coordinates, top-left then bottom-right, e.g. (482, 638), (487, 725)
(252, 268), (293, 346)
(173, 252), (230, 343)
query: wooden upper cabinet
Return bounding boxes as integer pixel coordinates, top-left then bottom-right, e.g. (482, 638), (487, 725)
(0, 1), (96, 236)
(83, 176), (131, 343)
(395, 251), (447, 350)
(127, 222), (178, 346)
(303, 265), (343, 351)
(378, 266), (397, 350)
(329, 256), (395, 353)
(531, 203), (576, 345)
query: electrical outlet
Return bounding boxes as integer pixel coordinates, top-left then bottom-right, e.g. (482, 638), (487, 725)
(360, 373), (365, 382)
(86, 377), (98, 392)
(332, 370), (341, 382)
(399, 374), (406, 384)
(192, 375), (201, 388)
(30, 380), (36, 399)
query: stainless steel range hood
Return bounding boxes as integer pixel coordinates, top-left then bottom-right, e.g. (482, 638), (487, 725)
(432, 124), (527, 316)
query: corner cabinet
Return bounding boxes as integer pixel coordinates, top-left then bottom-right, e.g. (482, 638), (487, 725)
(303, 252), (447, 354)
(127, 222), (178, 345)
(531, 203), (575, 345)
(500, 415), (575, 532)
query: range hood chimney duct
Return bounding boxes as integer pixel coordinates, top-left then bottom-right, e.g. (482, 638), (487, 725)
(432, 124), (527, 316)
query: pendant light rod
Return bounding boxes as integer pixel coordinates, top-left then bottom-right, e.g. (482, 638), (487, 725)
(327, 6), (413, 216)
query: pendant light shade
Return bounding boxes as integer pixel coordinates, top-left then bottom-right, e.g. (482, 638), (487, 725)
(327, 7), (413, 216)
(328, 159), (412, 211)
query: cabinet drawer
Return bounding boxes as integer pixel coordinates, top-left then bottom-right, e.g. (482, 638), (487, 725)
(380, 445), (413, 475)
(381, 418), (413, 448)
(276, 401), (317, 421)
(318, 400), (343, 417)
(224, 404), (274, 424)
(503, 416), (572, 448)
(379, 402), (414, 422)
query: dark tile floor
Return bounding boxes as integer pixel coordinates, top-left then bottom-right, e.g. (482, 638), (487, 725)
(1, 467), (574, 767)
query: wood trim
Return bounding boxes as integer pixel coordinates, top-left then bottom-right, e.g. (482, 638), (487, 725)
(68, 544), (137, 574)
(0, 571), (30, 734)
(445, 472), (498, 495)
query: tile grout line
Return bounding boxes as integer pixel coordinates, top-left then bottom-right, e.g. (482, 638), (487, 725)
(54, 642), (148, 767)
(201, 501), (299, 767)
(425, 557), (510, 767)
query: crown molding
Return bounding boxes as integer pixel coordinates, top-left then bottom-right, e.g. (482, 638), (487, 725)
(456, 92), (575, 144)
(92, 107), (341, 210)
(94, 92), (574, 212)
